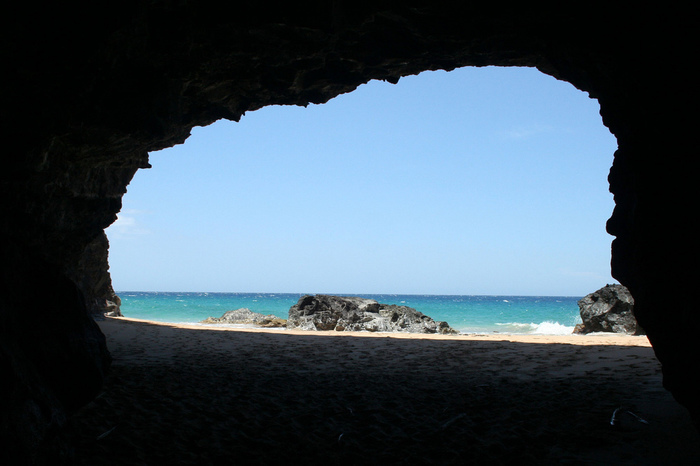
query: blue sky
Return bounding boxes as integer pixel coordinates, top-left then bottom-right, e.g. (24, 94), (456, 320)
(106, 66), (618, 296)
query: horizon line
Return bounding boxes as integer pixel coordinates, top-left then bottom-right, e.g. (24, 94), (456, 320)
(113, 289), (602, 299)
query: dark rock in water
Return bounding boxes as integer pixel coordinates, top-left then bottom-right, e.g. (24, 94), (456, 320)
(574, 284), (643, 335)
(287, 295), (457, 334)
(201, 308), (286, 328)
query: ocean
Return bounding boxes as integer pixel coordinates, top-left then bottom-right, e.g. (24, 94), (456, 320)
(115, 292), (583, 335)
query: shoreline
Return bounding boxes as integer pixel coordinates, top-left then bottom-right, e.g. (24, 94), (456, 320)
(113, 292), (586, 337)
(104, 315), (652, 346)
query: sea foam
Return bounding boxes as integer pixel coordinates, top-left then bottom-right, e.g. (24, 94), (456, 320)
(532, 321), (575, 335)
(495, 321), (574, 335)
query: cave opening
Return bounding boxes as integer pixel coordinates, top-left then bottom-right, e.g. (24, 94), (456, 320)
(105, 65), (617, 331)
(5, 6), (699, 464)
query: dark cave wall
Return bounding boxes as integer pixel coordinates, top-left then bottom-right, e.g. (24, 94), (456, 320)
(1, 2), (697, 463)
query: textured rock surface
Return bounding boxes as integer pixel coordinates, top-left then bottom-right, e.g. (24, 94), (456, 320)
(0, 247), (112, 465)
(200, 308), (287, 327)
(574, 284), (642, 335)
(287, 295), (457, 334)
(1, 3), (698, 463)
(68, 232), (123, 318)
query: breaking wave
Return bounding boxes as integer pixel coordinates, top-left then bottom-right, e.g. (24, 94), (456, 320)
(495, 321), (575, 335)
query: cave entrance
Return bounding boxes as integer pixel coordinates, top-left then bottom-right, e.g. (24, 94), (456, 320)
(89, 66), (682, 465)
(105, 65), (617, 331)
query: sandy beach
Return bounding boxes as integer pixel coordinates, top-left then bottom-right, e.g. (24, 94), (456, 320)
(67, 317), (700, 465)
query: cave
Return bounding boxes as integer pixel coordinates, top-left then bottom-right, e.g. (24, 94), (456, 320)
(1, 3), (698, 464)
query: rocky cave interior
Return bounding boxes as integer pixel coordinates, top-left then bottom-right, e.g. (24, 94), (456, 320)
(1, 2), (697, 464)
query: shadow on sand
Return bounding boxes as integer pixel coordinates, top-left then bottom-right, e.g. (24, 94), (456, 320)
(68, 319), (700, 465)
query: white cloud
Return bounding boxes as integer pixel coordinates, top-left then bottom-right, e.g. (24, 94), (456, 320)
(107, 209), (151, 237)
(500, 123), (554, 139)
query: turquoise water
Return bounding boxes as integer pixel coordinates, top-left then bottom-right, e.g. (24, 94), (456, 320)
(116, 292), (583, 335)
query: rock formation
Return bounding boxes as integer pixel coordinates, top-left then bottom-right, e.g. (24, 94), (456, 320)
(2, 3), (699, 463)
(574, 284), (642, 335)
(200, 308), (287, 327)
(66, 232), (123, 317)
(287, 295), (457, 334)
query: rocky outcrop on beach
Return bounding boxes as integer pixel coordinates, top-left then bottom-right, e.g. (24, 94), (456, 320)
(574, 284), (643, 335)
(200, 308), (287, 328)
(103, 294), (122, 317)
(287, 295), (457, 334)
